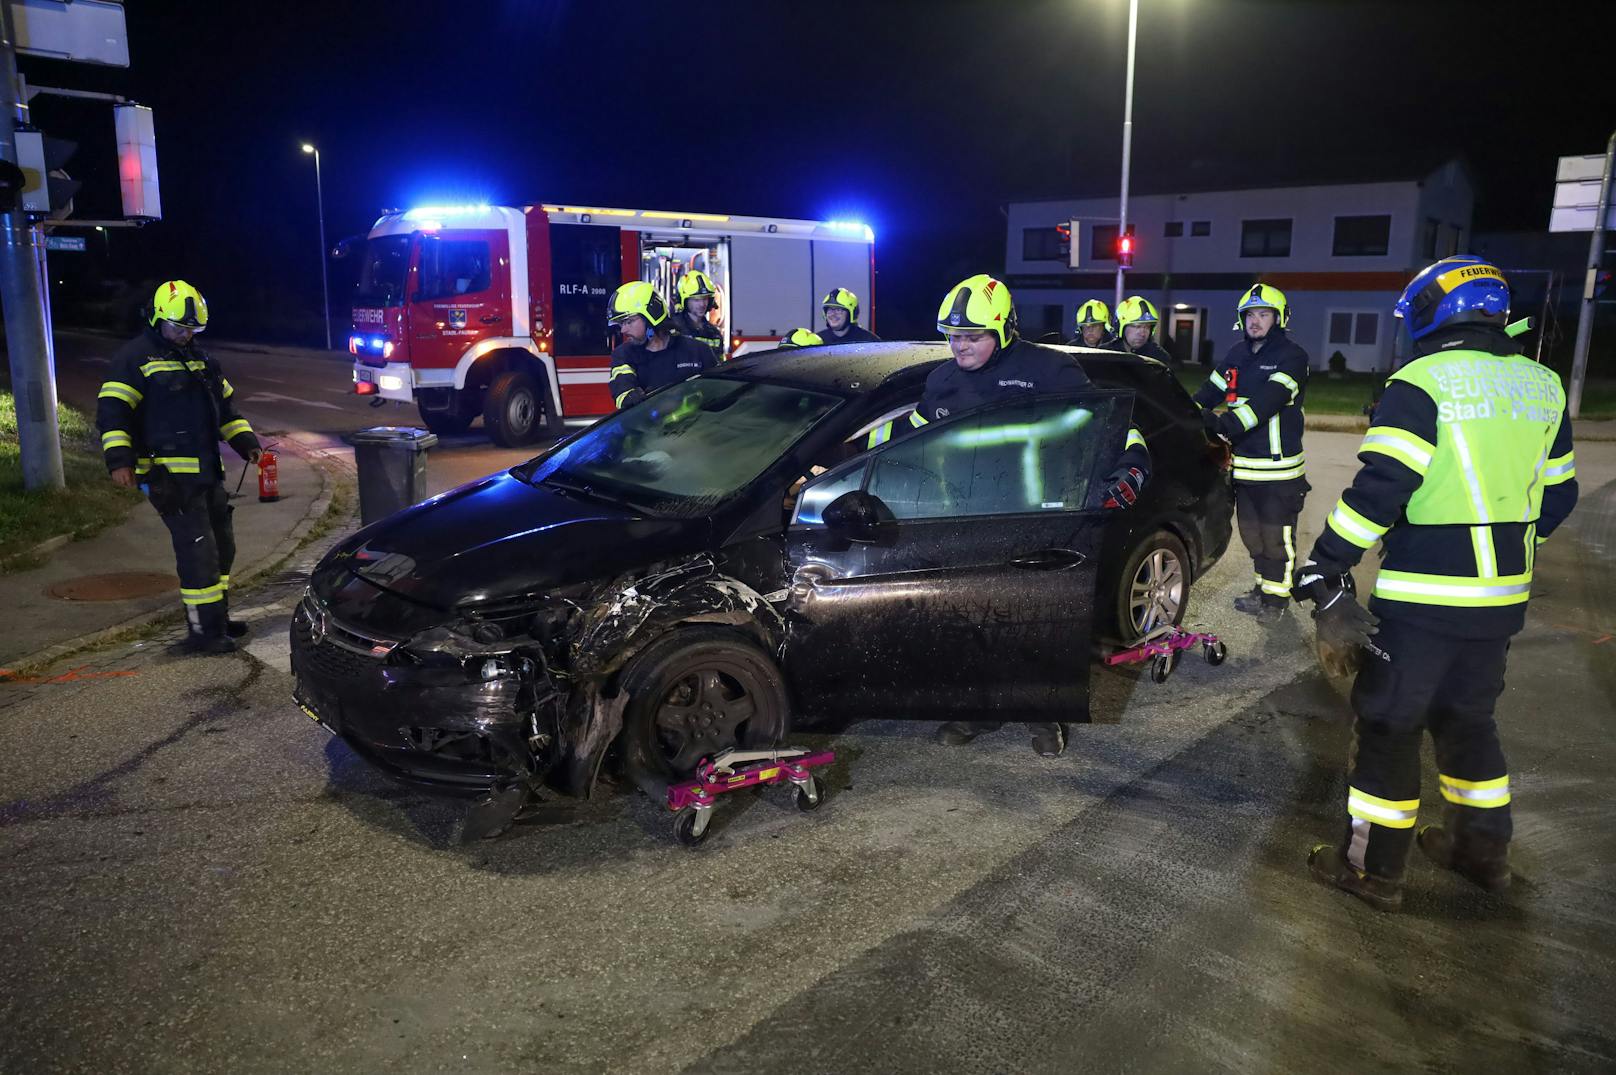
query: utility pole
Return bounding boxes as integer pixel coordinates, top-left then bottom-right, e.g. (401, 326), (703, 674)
(0, 0), (63, 491)
(1567, 127), (1615, 420)
(301, 143), (331, 350)
(1114, 0), (1138, 313)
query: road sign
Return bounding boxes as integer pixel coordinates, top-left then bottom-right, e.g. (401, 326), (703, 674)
(44, 235), (85, 252)
(11, 0), (129, 67)
(1551, 153), (1616, 232)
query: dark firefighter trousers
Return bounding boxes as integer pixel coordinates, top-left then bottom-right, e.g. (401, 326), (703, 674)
(1338, 615), (1513, 880)
(153, 481), (237, 638)
(1235, 478), (1308, 603)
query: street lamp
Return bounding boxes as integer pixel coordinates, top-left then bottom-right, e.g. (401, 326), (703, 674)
(94, 224), (108, 257)
(1114, 0), (1139, 312)
(300, 142), (332, 350)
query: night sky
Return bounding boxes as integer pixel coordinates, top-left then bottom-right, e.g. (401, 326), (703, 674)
(20, 0), (1614, 343)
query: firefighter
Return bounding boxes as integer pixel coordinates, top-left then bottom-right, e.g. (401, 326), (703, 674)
(1193, 284), (1310, 621)
(778, 328), (823, 349)
(670, 269), (726, 361)
(1069, 299), (1117, 348)
(97, 281), (261, 655)
(819, 287), (879, 343)
(606, 281), (716, 409)
(1298, 256), (1577, 912)
(871, 274), (1150, 757)
(1112, 297), (1174, 363)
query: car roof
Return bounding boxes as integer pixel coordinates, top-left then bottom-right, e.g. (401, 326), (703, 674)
(719, 339), (1178, 400)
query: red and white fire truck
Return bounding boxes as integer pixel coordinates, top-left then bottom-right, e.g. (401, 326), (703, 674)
(347, 203), (876, 446)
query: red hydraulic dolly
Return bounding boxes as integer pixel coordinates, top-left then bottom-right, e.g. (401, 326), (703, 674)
(666, 746), (835, 846)
(1105, 625), (1227, 683)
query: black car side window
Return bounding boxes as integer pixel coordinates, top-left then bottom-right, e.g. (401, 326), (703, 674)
(866, 396), (1123, 520)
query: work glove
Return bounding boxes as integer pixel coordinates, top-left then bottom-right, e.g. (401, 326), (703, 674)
(1100, 466), (1146, 510)
(1298, 561), (1380, 677)
(1199, 407), (1229, 442)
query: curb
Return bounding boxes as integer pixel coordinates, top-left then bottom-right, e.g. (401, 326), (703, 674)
(0, 532), (77, 573)
(3, 437), (347, 673)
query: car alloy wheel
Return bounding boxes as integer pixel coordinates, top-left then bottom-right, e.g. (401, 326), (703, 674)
(1126, 536), (1187, 641)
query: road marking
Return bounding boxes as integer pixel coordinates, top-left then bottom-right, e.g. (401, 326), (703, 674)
(243, 391), (344, 411)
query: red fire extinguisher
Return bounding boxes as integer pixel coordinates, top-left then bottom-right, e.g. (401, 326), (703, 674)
(257, 449), (281, 503)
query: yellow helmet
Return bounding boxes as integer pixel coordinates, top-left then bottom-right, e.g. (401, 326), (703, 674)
(780, 328), (823, 348)
(607, 280), (669, 328)
(821, 287), (859, 321)
(150, 280), (208, 331)
(1233, 283), (1289, 330)
(1116, 296), (1159, 332)
(936, 274), (1016, 350)
(1075, 299), (1112, 330)
(676, 270), (718, 311)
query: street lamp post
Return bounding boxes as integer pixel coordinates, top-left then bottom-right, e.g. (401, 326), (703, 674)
(301, 142), (332, 350)
(1114, 0), (1139, 312)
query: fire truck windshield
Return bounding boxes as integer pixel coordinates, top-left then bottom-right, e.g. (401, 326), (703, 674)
(354, 235), (410, 306)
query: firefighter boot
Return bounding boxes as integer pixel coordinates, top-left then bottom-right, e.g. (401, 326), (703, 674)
(1234, 587), (1285, 622)
(1307, 843), (1403, 913)
(936, 721), (1002, 746)
(172, 599), (237, 656)
(221, 594), (249, 639)
(1030, 722), (1067, 757)
(1417, 825), (1511, 892)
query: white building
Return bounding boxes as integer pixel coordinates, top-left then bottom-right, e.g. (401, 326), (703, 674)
(1003, 159), (1474, 372)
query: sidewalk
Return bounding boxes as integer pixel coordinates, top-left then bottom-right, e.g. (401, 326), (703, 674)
(0, 442), (335, 672)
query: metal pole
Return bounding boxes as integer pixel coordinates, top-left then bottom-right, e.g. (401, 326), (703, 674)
(0, 0), (63, 490)
(1114, 0), (1138, 312)
(312, 147), (331, 350)
(1568, 127), (1616, 419)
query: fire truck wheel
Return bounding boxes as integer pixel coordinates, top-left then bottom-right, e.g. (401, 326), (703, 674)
(483, 370), (549, 447)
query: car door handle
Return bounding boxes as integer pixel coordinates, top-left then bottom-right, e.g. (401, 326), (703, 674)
(1009, 548), (1087, 570)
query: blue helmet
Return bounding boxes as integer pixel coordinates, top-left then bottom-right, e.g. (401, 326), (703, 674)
(1394, 255), (1510, 341)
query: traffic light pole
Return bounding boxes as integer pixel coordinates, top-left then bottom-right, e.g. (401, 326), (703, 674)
(0, 0), (64, 491)
(1567, 127), (1615, 420)
(1113, 0), (1138, 312)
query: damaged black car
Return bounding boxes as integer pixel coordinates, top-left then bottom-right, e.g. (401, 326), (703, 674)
(291, 342), (1232, 826)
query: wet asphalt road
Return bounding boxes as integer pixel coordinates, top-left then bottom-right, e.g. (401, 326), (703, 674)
(3, 336), (1615, 1072)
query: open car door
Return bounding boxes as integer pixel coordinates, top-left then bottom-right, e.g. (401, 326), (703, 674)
(781, 390), (1134, 725)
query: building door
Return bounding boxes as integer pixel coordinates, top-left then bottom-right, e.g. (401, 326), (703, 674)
(1169, 307), (1203, 365)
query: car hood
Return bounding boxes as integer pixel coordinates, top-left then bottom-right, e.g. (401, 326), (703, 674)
(323, 471), (709, 612)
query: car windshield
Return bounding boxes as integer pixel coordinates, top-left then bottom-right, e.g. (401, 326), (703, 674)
(354, 235), (410, 306)
(517, 377), (842, 518)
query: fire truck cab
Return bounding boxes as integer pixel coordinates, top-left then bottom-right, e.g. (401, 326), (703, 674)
(348, 203), (875, 446)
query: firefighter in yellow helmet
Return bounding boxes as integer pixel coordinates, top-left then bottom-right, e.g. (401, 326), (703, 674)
(820, 287), (879, 343)
(670, 269), (726, 361)
(1112, 296), (1174, 363)
(606, 281), (716, 409)
(95, 281), (262, 655)
(778, 328), (824, 349)
(1068, 299), (1117, 348)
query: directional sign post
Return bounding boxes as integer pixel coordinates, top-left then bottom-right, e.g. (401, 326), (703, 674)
(1556, 137), (1616, 419)
(43, 233), (82, 252)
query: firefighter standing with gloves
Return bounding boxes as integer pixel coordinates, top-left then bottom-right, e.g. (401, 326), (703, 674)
(669, 269), (726, 361)
(881, 274), (1150, 757)
(1299, 256), (1577, 912)
(97, 281), (261, 655)
(606, 281), (716, 409)
(1193, 284), (1310, 621)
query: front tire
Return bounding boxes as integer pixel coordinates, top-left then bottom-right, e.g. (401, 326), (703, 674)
(618, 627), (790, 787)
(1114, 530), (1190, 645)
(482, 370), (549, 447)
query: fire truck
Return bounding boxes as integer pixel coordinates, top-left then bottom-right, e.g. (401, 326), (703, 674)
(346, 203), (876, 446)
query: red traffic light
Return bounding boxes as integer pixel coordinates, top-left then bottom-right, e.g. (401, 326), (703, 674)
(1116, 228), (1136, 269)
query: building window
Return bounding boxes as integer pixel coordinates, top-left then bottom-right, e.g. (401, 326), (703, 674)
(1091, 223), (1118, 263)
(1328, 311), (1379, 347)
(1164, 221), (1184, 237)
(1240, 218), (1291, 257)
(1190, 220), (1211, 237)
(1421, 217), (1439, 259)
(1440, 223), (1463, 258)
(1333, 214), (1391, 257)
(1022, 226), (1064, 262)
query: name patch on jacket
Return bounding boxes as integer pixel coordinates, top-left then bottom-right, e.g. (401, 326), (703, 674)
(998, 378), (1035, 389)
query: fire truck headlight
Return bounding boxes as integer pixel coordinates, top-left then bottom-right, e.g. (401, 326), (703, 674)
(378, 375), (405, 392)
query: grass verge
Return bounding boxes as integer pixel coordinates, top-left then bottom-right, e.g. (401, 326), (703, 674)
(1171, 368), (1616, 419)
(0, 391), (143, 570)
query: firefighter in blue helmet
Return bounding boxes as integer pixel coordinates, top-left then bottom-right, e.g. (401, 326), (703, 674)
(97, 281), (262, 654)
(873, 275), (1151, 757)
(1193, 284), (1310, 622)
(1299, 256), (1577, 912)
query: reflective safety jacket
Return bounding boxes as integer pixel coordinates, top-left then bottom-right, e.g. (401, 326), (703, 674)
(821, 323), (880, 344)
(669, 311), (725, 361)
(96, 328), (259, 484)
(1193, 329), (1309, 484)
(1308, 326), (1578, 638)
(608, 334), (716, 409)
(866, 338), (1150, 478)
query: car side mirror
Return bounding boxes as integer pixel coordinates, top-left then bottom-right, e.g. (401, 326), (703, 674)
(822, 490), (895, 544)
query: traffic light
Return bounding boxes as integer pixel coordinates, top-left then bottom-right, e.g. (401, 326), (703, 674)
(1116, 225), (1136, 269)
(13, 130), (80, 218)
